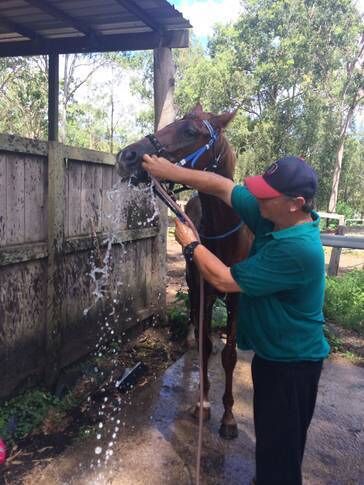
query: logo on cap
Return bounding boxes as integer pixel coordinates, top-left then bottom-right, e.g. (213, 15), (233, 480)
(265, 162), (279, 176)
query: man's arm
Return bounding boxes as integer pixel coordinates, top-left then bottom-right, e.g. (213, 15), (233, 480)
(192, 245), (242, 293)
(142, 154), (234, 207)
(175, 219), (242, 293)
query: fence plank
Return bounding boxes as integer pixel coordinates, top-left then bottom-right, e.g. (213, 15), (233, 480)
(7, 154), (25, 245)
(101, 165), (113, 232)
(94, 165), (103, 233)
(67, 160), (82, 237)
(81, 163), (96, 235)
(24, 156), (47, 243)
(0, 153), (6, 246)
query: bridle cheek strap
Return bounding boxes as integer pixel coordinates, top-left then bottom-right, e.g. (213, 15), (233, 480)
(146, 120), (219, 170)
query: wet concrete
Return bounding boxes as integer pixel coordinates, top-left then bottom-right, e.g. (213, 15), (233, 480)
(22, 345), (364, 485)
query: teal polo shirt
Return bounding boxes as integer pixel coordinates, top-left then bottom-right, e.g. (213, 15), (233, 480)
(230, 184), (330, 362)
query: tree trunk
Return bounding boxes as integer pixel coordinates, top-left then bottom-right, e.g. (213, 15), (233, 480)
(328, 104), (355, 212)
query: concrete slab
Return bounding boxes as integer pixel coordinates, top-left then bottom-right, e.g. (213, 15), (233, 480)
(22, 348), (364, 485)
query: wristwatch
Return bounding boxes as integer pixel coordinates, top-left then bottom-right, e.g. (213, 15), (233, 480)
(183, 241), (200, 262)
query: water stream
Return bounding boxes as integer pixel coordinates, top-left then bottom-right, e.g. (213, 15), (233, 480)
(81, 179), (161, 481)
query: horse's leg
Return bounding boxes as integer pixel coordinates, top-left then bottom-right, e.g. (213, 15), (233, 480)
(193, 292), (214, 421)
(219, 292), (239, 439)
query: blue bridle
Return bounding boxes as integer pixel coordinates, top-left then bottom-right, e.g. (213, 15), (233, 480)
(177, 120), (219, 169)
(147, 119), (244, 240)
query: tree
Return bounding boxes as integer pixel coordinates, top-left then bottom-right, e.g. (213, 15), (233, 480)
(172, 0), (364, 211)
(328, 33), (364, 212)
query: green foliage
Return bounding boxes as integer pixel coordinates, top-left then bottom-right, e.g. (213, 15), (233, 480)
(324, 270), (364, 332)
(0, 390), (60, 444)
(173, 0), (364, 212)
(168, 289), (189, 341)
(335, 201), (357, 221)
(168, 289), (227, 340)
(211, 298), (227, 329)
(0, 57), (48, 138)
(0, 384), (86, 445)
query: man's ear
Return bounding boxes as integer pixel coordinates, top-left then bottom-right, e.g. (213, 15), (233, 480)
(290, 196), (305, 212)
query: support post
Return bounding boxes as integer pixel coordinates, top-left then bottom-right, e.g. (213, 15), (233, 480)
(46, 141), (65, 385)
(153, 47), (176, 320)
(154, 47), (176, 131)
(327, 225), (345, 277)
(48, 53), (59, 142)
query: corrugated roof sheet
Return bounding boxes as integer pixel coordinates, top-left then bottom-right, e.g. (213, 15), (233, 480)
(0, 0), (191, 56)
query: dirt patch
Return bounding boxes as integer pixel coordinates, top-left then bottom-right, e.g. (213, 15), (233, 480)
(1, 327), (187, 484)
(325, 321), (364, 365)
(166, 230), (187, 307)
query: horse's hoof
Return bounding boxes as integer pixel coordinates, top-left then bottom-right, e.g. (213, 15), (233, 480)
(192, 404), (211, 421)
(219, 422), (238, 440)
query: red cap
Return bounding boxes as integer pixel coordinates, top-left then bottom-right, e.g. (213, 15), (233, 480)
(244, 156), (317, 199)
(244, 175), (282, 199)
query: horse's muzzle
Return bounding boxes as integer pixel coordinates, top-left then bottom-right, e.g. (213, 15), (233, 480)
(116, 141), (151, 184)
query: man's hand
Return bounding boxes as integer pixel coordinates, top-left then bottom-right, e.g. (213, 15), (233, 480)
(142, 154), (179, 180)
(175, 219), (198, 249)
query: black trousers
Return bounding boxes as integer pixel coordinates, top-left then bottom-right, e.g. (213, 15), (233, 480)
(251, 354), (323, 485)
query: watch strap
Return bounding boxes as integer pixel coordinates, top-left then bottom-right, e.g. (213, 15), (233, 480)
(183, 241), (200, 262)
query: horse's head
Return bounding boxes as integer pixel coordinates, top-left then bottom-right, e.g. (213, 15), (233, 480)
(116, 103), (236, 183)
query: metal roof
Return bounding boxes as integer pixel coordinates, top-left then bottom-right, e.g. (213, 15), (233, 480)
(0, 0), (191, 57)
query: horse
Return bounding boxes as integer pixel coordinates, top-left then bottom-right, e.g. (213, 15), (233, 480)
(116, 103), (252, 439)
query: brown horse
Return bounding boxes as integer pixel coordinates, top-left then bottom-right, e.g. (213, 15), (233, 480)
(117, 103), (252, 439)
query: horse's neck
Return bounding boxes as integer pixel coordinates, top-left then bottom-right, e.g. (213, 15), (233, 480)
(198, 137), (240, 231)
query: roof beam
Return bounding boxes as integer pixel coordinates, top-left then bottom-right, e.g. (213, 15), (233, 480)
(0, 15), (44, 41)
(114, 0), (164, 33)
(0, 30), (190, 58)
(24, 0), (98, 37)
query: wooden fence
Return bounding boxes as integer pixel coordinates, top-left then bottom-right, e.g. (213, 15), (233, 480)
(0, 134), (166, 399)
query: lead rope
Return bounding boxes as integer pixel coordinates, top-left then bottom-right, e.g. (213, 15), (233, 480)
(151, 176), (204, 485)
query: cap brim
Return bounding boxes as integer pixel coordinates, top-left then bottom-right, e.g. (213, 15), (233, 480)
(245, 175), (282, 199)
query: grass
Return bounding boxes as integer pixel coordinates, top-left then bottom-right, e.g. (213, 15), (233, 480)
(324, 270), (364, 334)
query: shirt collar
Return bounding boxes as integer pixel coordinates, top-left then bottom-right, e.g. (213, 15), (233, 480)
(266, 211), (320, 239)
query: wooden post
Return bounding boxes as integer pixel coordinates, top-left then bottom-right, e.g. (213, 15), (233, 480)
(48, 53), (59, 142)
(46, 141), (65, 385)
(327, 225), (345, 276)
(153, 47), (176, 320)
(154, 47), (176, 131)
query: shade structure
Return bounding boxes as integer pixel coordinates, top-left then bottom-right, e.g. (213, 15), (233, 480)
(0, 0), (191, 57)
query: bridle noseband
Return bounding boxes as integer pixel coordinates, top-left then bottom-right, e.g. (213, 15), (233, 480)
(146, 133), (174, 161)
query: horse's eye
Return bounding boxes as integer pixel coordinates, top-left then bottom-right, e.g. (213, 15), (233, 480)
(184, 127), (198, 138)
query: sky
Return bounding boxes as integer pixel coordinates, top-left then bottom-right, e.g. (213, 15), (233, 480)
(172, 0), (243, 39)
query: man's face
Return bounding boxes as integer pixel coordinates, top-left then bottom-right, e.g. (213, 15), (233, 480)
(257, 195), (304, 222)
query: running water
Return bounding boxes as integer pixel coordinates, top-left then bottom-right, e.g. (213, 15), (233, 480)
(80, 178), (162, 482)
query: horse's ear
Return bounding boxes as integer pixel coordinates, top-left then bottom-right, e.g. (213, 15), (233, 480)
(210, 110), (237, 129)
(186, 102), (204, 117)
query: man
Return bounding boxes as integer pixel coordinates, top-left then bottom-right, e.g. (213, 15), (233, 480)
(142, 154), (330, 485)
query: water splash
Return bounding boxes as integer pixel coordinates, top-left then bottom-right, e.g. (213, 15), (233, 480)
(82, 177), (162, 479)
